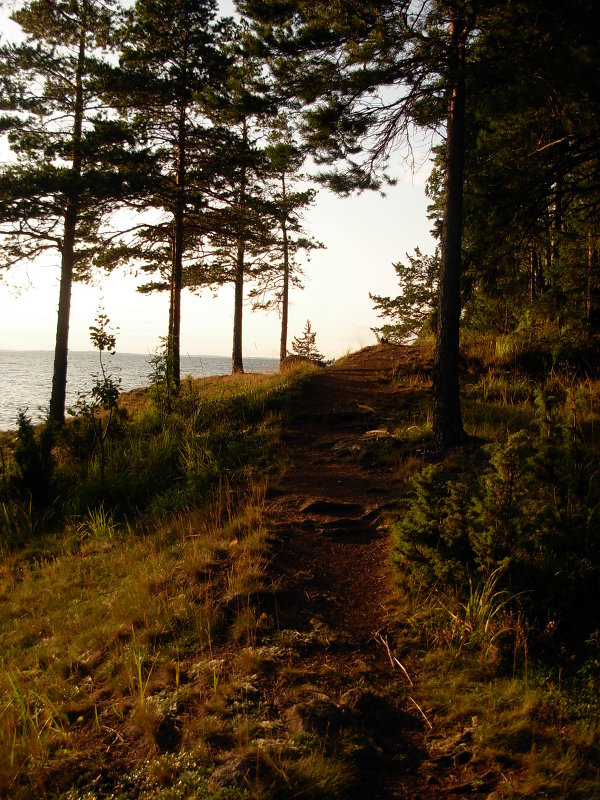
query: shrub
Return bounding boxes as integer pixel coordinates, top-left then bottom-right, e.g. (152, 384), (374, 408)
(394, 391), (600, 642)
(10, 412), (54, 504)
(393, 463), (475, 592)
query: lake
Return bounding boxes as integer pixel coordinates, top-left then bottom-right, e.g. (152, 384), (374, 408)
(0, 350), (279, 431)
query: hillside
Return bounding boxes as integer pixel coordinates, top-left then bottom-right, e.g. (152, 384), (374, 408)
(1, 342), (600, 799)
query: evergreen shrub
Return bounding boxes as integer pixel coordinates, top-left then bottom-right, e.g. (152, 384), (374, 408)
(11, 412), (54, 504)
(394, 392), (600, 640)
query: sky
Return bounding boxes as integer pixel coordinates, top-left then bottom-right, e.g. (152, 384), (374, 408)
(0, 2), (437, 362)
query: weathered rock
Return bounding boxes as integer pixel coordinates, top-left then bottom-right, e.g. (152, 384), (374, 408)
(331, 440), (364, 457)
(363, 428), (392, 439)
(208, 757), (248, 792)
(283, 699), (354, 736)
(428, 717), (478, 767)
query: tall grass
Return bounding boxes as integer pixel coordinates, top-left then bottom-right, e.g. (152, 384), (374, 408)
(1, 366), (312, 548)
(0, 668), (68, 794)
(0, 365), (315, 797)
(389, 344), (600, 798)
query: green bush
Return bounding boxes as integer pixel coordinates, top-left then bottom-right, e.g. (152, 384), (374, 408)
(394, 391), (600, 640)
(393, 463), (475, 592)
(11, 412), (54, 503)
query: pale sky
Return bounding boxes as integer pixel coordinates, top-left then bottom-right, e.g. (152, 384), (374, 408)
(0, 1), (436, 362)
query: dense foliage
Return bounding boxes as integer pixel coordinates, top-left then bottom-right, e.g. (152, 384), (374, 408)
(371, 1), (600, 364)
(393, 360), (600, 663)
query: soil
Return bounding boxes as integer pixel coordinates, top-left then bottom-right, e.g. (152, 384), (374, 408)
(260, 344), (496, 799)
(7, 343), (512, 799)
(268, 343), (427, 643)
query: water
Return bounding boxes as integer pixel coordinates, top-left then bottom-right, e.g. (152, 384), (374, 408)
(0, 351), (279, 431)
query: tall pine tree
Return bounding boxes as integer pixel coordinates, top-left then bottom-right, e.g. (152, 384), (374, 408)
(237, 0), (492, 448)
(250, 112), (323, 362)
(0, 0), (130, 423)
(106, 0), (228, 388)
(204, 24), (277, 374)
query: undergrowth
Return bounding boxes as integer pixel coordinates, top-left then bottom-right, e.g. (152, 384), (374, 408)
(391, 347), (600, 797)
(0, 364), (324, 799)
(3, 345), (600, 798)
(0, 368), (311, 548)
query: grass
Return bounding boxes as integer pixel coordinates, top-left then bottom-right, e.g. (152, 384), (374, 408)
(0, 668), (68, 793)
(0, 351), (404, 799)
(386, 343), (600, 798)
(0, 364), (322, 798)
(2, 366), (319, 550)
(440, 568), (515, 663)
(0, 475), (277, 795)
(412, 655), (600, 799)
(3, 346), (600, 797)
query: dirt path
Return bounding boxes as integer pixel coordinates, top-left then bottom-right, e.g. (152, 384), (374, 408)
(262, 345), (441, 799)
(268, 345), (431, 630)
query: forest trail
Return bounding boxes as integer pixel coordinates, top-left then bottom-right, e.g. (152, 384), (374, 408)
(267, 344), (425, 647)
(257, 344), (488, 799)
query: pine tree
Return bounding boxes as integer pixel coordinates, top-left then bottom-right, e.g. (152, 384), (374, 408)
(237, 0), (488, 448)
(0, 0), (130, 423)
(370, 248), (439, 344)
(250, 112), (323, 362)
(202, 24), (278, 374)
(291, 320), (323, 361)
(456, 0), (600, 346)
(105, 0), (229, 389)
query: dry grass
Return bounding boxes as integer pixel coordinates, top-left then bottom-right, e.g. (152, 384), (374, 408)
(0, 481), (273, 795)
(0, 366), (320, 796)
(4, 346), (600, 798)
(0, 363), (336, 798)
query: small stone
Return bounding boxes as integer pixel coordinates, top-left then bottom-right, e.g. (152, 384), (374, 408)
(208, 758), (247, 792)
(283, 698), (353, 736)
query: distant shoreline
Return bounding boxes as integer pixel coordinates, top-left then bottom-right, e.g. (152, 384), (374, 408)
(0, 348), (249, 359)
(0, 351), (279, 431)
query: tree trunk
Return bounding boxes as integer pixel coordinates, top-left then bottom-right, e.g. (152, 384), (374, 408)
(280, 172), (290, 362)
(232, 237), (245, 374)
(529, 247), (536, 302)
(170, 225), (183, 391)
(49, 23), (85, 424)
(169, 239), (182, 388)
(169, 102), (187, 391)
(50, 209), (77, 423)
(588, 231), (595, 328)
(432, 3), (466, 450)
(232, 119), (248, 375)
